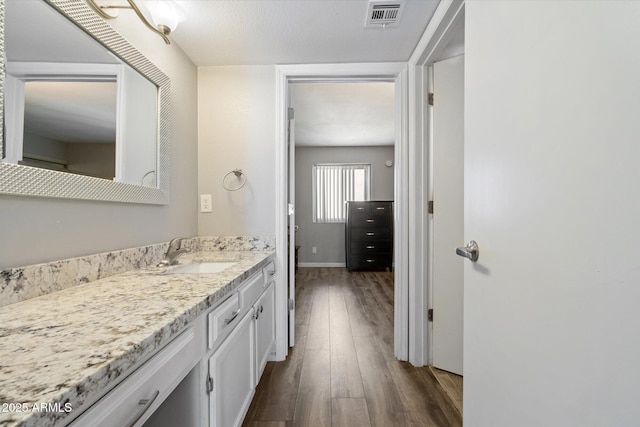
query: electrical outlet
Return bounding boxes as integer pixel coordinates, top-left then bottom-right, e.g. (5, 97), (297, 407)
(312, 246), (317, 254)
(200, 194), (212, 213)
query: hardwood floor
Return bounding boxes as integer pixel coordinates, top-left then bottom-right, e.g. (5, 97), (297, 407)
(243, 268), (462, 427)
(430, 367), (463, 417)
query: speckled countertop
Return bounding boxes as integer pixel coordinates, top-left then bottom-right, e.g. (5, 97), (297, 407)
(0, 250), (274, 427)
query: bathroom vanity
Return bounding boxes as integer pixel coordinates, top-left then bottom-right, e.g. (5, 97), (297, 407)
(0, 248), (276, 427)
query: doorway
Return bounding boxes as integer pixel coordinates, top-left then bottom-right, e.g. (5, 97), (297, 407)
(290, 81), (395, 269)
(274, 64), (409, 361)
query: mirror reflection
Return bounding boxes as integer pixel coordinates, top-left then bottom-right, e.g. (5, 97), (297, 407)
(3, 0), (159, 188)
(21, 80), (117, 179)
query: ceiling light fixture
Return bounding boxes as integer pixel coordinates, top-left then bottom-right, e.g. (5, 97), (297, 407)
(85, 0), (185, 45)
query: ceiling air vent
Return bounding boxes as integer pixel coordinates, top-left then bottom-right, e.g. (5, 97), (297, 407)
(365, 0), (405, 28)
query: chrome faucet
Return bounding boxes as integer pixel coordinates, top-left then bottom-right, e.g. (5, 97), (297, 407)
(158, 237), (187, 267)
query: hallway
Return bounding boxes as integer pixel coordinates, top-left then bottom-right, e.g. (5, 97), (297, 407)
(243, 268), (462, 427)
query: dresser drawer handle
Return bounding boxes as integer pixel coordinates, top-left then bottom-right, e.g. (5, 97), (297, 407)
(357, 207), (365, 210)
(366, 232), (375, 236)
(366, 219), (375, 223)
(376, 207), (386, 210)
(124, 389), (160, 427)
(366, 259), (375, 263)
(366, 245), (376, 249)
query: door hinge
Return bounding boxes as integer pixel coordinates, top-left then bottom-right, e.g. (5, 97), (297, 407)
(428, 309), (434, 322)
(206, 374), (214, 393)
(288, 298), (295, 311)
(428, 200), (434, 214)
(428, 92), (434, 106)
(288, 107), (295, 120)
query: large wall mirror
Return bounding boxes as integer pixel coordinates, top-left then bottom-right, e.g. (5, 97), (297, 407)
(0, 0), (170, 204)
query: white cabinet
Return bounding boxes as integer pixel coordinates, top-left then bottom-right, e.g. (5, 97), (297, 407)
(206, 266), (276, 427)
(207, 309), (255, 427)
(254, 281), (275, 384)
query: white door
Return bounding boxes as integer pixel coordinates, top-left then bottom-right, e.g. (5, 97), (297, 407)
(287, 107), (296, 347)
(464, 1), (640, 424)
(431, 55), (464, 376)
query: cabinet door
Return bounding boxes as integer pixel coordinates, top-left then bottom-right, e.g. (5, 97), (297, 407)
(254, 281), (275, 383)
(208, 310), (255, 427)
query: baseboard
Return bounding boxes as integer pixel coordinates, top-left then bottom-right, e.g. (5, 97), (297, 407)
(298, 262), (346, 268)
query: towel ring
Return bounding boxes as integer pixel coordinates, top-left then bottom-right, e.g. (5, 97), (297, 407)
(223, 169), (247, 191)
(140, 170), (156, 186)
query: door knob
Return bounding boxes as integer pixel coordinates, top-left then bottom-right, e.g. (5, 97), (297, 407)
(456, 240), (479, 262)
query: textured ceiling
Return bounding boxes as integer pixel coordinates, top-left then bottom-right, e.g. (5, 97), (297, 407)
(291, 82), (395, 147)
(9, 0), (437, 148)
(170, 0), (440, 66)
(166, 1), (431, 146)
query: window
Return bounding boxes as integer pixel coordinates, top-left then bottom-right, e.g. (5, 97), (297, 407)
(313, 163), (371, 223)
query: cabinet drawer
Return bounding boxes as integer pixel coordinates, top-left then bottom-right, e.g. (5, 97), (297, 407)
(208, 293), (240, 349)
(70, 328), (197, 427)
(350, 227), (391, 241)
(239, 272), (266, 310)
(262, 261), (276, 283)
(350, 241), (392, 254)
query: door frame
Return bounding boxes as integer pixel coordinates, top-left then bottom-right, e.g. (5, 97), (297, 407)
(274, 63), (409, 361)
(408, 0), (465, 366)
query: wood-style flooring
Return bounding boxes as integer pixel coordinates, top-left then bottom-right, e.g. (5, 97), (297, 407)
(242, 268), (463, 427)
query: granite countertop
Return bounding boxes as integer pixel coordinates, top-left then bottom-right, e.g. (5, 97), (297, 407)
(0, 250), (275, 427)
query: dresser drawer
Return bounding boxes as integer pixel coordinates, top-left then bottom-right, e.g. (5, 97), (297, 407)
(369, 202), (392, 213)
(350, 227), (392, 241)
(350, 254), (392, 270)
(349, 213), (392, 227)
(208, 293), (240, 349)
(350, 241), (392, 254)
(347, 201), (371, 213)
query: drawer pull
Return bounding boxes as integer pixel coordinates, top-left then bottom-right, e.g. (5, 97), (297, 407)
(366, 219), (375, 223)
(376, 207), (386, 210)
(124, 389), (160, 427)
(224, 310), (240, 325)
(366, 232), (375, 236)
(357, 207), (365, 210)
(366, 245), (376, 249)
(366, 259), (375, 263)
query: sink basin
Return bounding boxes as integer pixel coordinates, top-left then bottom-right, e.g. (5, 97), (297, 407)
(169, 262), (236, 274)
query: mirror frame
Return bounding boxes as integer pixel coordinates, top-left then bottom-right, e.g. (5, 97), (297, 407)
(0, 0), (170, 204)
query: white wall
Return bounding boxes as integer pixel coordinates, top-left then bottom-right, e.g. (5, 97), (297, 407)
(197, 66), (276, 236)
(295, 146), (394, 264)
(464, 1), (640, 425)
(0, 11), (199, 269)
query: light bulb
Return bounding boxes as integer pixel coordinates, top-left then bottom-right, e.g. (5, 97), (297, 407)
(144, 1), (185, 34)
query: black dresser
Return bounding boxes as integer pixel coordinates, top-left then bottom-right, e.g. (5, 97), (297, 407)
(345, 201), (393, 271)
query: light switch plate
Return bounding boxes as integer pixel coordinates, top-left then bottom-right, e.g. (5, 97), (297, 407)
(200, 194), (212, 213)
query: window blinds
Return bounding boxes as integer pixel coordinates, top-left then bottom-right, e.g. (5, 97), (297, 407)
(313, 163), (371, 223)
